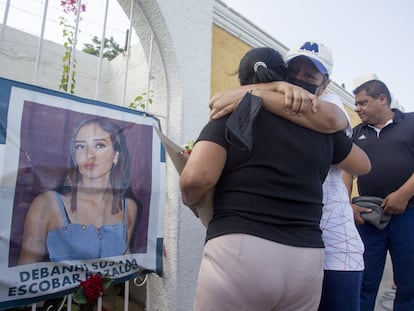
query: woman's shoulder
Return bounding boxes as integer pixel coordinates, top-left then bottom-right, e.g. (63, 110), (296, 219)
(26, 191), (62, 224)
(126, 197), (138, 210)
(30, 191), (61, 211)
(32, 190), (55, 202)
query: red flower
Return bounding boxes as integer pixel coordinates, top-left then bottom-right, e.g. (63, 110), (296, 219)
(79, 274), (104, 302)
(73, 274), (112, 308)
(182, 139), (195, 155)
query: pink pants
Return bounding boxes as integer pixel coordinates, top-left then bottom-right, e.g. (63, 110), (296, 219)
(194, 234), (324, 311)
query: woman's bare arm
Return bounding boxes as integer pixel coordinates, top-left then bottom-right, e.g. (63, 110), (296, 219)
(180, 141), (226, 216)
(126, 198), (138, 254)
(337, 143), (371, 176)
(342, 170), (373, 225)
(18, 193), (53, 265)
(210, 82), (348, 133)
(339, 144), (372, 225)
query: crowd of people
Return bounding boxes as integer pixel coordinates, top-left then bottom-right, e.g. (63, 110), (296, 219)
(180, 40), (414, 311)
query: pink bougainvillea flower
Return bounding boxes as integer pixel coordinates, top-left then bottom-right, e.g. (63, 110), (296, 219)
(61, 0), (86, 14)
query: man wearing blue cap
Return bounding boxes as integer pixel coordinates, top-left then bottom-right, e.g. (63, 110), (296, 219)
(284, 40), (333, 94)
(210, 40), (369, 311)
(210, 40), (346, 132)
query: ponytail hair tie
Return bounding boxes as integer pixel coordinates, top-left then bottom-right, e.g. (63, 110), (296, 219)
(254, 61), (267, 72)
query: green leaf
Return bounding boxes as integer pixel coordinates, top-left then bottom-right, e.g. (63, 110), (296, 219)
(184, 139), (195, 152)
(103, 277), (113, 290)
(73, 289), (87, 305)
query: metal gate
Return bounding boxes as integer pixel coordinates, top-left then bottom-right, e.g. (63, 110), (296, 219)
(0, 0), (153, 309)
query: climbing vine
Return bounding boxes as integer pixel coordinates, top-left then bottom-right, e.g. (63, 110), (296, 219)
(59, 0), (86, 94)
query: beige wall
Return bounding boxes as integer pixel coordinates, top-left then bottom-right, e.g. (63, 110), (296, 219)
(211, 24), (361, 128)
(211, 25), (252, 95)
(347, 106), (360, 127)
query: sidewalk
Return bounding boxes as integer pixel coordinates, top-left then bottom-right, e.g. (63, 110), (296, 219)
(375, 253), (395, 311)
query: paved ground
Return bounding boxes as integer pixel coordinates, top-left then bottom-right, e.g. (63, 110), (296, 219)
(375, 253), (396, 311)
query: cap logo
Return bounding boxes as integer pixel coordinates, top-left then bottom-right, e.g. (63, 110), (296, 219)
(300, 42), (319, 55)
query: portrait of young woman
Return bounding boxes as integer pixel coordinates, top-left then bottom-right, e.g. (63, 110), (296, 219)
(9, 103), (154, 266)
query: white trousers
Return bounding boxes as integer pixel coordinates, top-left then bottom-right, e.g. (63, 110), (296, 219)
(194, 233), (324, 311)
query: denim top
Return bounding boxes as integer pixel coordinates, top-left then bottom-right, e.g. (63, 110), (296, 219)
(46, 191), (128, 261)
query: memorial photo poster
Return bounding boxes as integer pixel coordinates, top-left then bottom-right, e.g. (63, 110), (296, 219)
(0, 78), (166, 309)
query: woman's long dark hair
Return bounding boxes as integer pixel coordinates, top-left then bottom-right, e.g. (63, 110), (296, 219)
(58, 117), (131, 214)
(238, 47), (287, 85)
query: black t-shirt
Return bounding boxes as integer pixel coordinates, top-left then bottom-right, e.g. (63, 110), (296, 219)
(198, 108), (352, 248)
(352, 109), (414, 207)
